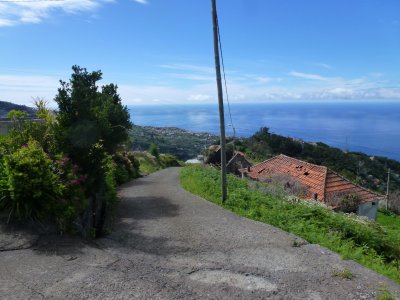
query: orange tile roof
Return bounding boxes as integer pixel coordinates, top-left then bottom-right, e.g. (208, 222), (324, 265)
(242, 154), (382, 203)
(325, 170), (382, 203)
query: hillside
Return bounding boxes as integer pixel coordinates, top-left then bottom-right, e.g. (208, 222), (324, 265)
(129, 124), (399, 194)
(1, 100), (397, 195)
(0, 101), (36, 117)
(129, 125), (217, 161)
(234, 127), (400, 194)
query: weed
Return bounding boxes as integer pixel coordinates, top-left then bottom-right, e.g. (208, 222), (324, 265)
(376, 285), (395, 300)
(292, 239), (307, 247)
(333, 268), (353, 280)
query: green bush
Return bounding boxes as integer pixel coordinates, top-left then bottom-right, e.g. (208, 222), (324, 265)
(53, 155), (87, 230)
(3, 141), (63, 220)
(133, 151), (179, 175)
(113, 152), (140, 185)
(102, 154), (117, 207)
(159, 154), (181, 168)
(149, 143), (159, 158)
(126, 152), (140, 178)
(0, 141), (88, 229)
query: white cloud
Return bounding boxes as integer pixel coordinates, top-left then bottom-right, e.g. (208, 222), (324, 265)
(289, 71), (331, 81)
(255, 76), (273, 83)
(160, 63), (214, 75)
(169, 73), (215, 81)
(0, 74), (60, 106)
(314, 62), (332, 69)
(133, 0), (148, 4)
(160, 63), (216, 83)
(188, 94), (211, 101)
(368, 72), (384, 78)
(2, 67), (400, 108)
(0, 0), (113, 27)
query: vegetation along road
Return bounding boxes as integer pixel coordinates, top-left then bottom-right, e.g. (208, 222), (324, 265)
(1, 167), (399, 299)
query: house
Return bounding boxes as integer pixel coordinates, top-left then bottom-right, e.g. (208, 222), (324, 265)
(0, 117), (43, 135)
(227, 150), (252, 175)
(241, 154), (384, 220)
(206, 145), (252, 175)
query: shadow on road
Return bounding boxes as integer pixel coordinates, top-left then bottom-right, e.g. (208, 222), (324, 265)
(0, 214), (89, 257)
(100, 196), (188, 256)
(117, 196), (180, 220)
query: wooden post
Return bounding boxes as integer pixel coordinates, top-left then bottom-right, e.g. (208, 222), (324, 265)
(211, 0), (227, 202)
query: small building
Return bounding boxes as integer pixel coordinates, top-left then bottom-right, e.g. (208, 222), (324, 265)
(0, 117), (43, 135)
(241, 154), (384, 220)
(205, 145), (252, 175)
(227, 151), (252, 175)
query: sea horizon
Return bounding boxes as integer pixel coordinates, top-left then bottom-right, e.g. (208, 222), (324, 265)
(128, 101), (400, 161)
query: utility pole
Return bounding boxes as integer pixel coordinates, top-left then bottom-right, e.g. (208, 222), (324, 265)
(386, 168), (391, 210)
(211, 0), (227, 202)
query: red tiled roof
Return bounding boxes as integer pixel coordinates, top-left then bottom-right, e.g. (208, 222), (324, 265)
(325, 170), (382, 203)
(242, 154), (382, 203)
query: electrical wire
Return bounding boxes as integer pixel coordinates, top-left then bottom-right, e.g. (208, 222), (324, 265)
(216, 14), (236, 138)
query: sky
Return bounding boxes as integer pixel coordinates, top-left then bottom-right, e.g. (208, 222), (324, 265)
(1, 0), (400, 107)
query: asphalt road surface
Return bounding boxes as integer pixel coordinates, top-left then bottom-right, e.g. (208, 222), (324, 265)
(1, 167), (399, 299)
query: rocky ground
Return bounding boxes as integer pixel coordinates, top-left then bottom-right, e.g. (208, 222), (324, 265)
(1, 167), (399, 299)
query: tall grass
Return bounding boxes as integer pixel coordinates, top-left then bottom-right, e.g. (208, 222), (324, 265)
(180, 165), (400, 283)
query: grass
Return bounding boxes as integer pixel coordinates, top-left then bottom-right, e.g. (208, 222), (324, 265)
(377, 211), (400, 244)
(180, 165), (400, 284)
(333, 268), (353, 280)
(376, 285), (396, 300)
(133, 151), (181, 175)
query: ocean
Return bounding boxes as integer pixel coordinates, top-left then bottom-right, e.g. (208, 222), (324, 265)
(128, 101), (400, 161)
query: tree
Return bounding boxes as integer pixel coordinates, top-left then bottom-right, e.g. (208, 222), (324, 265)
(55, 65), (132, 171)
(6, 110), (27, 131)
(6, 109), (27, 120)
(52, 66), (133, 235)
(149, 143), (160, 158)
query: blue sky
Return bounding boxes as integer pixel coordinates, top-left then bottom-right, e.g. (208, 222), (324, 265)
(1, 0), (400, 106)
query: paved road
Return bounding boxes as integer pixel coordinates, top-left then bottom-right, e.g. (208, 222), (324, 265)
(1, 167), (399, 299)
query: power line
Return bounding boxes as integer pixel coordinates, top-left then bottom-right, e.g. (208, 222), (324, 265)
(216, 14), (235, 138)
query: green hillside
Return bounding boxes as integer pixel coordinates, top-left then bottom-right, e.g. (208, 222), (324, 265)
(129, 125), (217, 161)
(234, 127), (400, 194)
(0, 101), (36, 117)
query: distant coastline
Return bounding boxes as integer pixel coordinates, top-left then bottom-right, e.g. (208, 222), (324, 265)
(128, 101), (400, 161)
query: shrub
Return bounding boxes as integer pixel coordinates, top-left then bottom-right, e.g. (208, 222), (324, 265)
(53, 155), (87, 230)
(3, 141), (63, 220)
(0, 141), (88, 229)
(326, 192), (361, 213)
(260, 174), (309, 198)
(149, 143), (160, 158)
(126, 152), (140, 178)
(113, 152), (140, 185)
(102, 154), (117, 207)
(159, 154), (181, 168)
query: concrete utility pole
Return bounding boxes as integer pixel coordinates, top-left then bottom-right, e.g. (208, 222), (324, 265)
(386, 168), (391, 210)
(211, 0), (227, 202)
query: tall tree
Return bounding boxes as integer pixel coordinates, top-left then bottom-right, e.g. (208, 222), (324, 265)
(55, 65), (132, 172)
